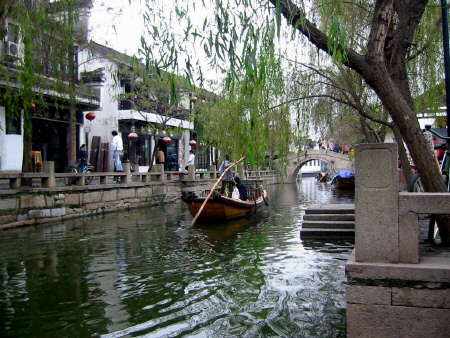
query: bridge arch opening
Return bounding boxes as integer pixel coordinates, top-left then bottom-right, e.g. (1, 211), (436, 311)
(292, 158), (334, 180)
(286, 149), (353, 183)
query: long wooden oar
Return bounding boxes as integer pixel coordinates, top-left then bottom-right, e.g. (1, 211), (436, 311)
(190, 156), (245, 226)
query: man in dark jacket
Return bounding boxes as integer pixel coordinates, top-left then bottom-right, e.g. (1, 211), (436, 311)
(234, 176), (248, 201)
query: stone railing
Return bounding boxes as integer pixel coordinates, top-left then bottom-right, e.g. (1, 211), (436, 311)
(0, 164), (278, 192)
(346, 143), (450, 338)
(245, 170), (277, 178)
(0, 163), (279, 229)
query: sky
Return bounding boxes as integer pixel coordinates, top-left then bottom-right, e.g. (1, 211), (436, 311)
(88, 0), (145, 56)
(87, 0), (304, 89)
(88, 0), (221, 82)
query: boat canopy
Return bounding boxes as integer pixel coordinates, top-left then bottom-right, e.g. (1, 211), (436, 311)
(334, 170), (355, 179)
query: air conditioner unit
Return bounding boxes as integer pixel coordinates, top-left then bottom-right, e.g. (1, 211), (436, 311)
(5, 41), (20, 58)
(2, 19), (22, 62)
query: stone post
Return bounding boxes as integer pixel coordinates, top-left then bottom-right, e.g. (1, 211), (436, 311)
(122, 162), (131, 173)
(151, 164), (165, 182)
(42, 161), (56, 188)
(355, 143), (399, 263)
(122, 162), (131, 184)
(209, 165), (216, 179)
(10, 175), (21, 189)
(187, 165), (195, 180)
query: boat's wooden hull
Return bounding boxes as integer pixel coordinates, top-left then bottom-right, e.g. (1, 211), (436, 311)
(332, 177), (355, 189)
(183, 193), (266, 221)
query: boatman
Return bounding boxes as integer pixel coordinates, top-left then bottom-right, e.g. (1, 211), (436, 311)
(219, 155), (234, 197)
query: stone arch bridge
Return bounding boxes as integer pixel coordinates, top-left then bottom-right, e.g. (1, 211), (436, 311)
(286, 149), (354, 183)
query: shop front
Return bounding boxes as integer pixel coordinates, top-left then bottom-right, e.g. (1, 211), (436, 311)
(31, 103), (84, 173)
(119, 119), (182, 172)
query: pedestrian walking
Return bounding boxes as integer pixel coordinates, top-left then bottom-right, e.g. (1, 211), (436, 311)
(111, 130), (123, 172)
(78, 144), (88, 172)
(185, 149), (195, 170)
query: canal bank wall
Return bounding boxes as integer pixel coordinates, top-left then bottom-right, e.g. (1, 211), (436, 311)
(0, 168), (279, 230)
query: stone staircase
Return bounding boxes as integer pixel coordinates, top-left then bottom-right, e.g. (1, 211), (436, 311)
(300, 203), (355, 238)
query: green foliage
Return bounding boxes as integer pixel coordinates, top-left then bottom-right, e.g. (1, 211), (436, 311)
(1, 0), (82, 124)
(138, 0), (447, 166)
(195, 29), (291, 170)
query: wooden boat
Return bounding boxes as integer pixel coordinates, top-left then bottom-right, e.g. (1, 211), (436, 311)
(331, 170), (355, 189)
(182, 181), (267, 221)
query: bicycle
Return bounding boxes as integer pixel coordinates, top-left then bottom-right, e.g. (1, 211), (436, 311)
(68, 162), (94, 185)
(408, 126), (450, 244)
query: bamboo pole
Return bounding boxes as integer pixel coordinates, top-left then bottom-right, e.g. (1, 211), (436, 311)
(190, 156), (245, 226)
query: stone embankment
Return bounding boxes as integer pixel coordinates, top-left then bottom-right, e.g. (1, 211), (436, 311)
(0, 164), (278, 230)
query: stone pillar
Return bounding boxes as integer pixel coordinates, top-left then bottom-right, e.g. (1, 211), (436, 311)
(209, 165), (216, 179)
(187, 165), (195, 180)
(42, 161), (56, 188)
(151, 164), (165, 182)
(355, 143), (399, 263)
(10, 176), (21, 189)
(123, 162), (131, 173)
(122, 162), (131, 184)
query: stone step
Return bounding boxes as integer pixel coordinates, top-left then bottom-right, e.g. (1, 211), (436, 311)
(303, 213), (355, 221)
(304, 203), (355, 214)
(302, 220), (355, 229)
(300, 228), (355, 237)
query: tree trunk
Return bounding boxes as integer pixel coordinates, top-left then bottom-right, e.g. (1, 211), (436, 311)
(273, 0), (449, 244)
(22, 110), (32, 172)
(392, 124), (414, 188)
(69, 101), (77, 166)
(365, 68), (449, 244)
(148, 132), (158, 171)
(359, 116), (379, 143)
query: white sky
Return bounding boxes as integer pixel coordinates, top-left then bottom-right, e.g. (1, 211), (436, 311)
(89, 0), (145, 56)
(87, 0), (311, 97)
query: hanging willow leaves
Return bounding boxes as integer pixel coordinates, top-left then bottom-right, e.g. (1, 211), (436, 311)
(193, 27), (290, 171)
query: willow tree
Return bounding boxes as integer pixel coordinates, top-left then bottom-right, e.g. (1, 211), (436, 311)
(140, 0), (450, 244)
(195, 29), (291, 170)
(286, 60), (417, 184)
(285, 61), (384, 139)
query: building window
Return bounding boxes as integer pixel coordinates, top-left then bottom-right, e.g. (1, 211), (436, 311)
(6, 113), (21, 135)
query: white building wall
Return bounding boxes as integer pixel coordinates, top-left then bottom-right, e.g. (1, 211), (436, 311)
(78, 52), (121, 145)
(78, 47), (194, 171)
(0, 107), (23, 171)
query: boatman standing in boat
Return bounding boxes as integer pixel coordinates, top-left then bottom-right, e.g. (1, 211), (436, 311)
(219, 155), (234, 197)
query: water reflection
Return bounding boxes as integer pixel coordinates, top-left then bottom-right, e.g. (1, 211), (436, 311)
(0, 177), (353, 337)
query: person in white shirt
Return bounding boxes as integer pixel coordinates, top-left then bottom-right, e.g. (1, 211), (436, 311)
(185, 150), (195, 170)
(111, 130), (124, 171)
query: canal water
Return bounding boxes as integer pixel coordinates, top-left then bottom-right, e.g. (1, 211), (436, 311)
(0, 178), (354, 338)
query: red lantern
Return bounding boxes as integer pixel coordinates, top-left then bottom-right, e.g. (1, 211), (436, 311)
(162, 136), (172, 144)
(189, 139), (197, 146)
(85, 112), (96, 121)
(128, 132), (139, 141)
(31, 103), (37, 110)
